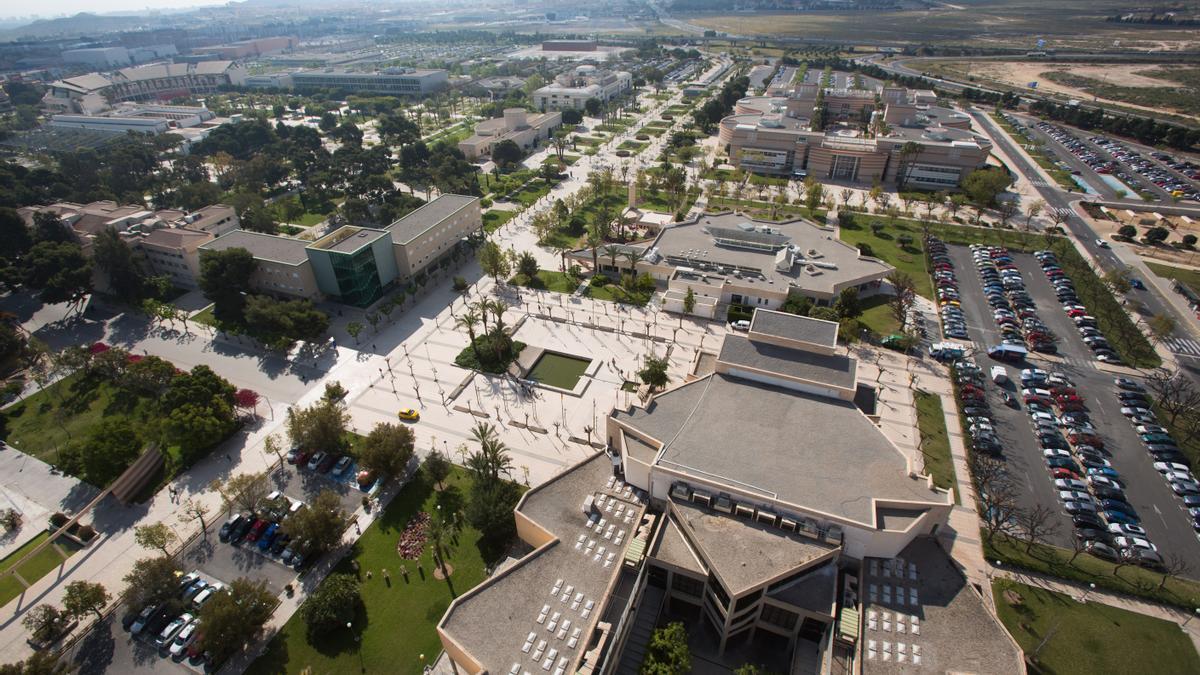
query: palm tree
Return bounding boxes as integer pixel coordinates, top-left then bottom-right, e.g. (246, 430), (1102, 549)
(585, 227), (601, 275)
(603, 244), (623, 275)
(470, 421), (499, 448)
(471, 300), (491, 334)
(896, 141), (923, 190)
(427, 513), (457, 584)
(622, 249), (646, 276)
(456, 311), (482, 361)
(486, 299), (509, 335)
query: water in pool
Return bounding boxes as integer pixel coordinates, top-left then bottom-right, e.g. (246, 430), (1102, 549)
(528, 352), (591, 389)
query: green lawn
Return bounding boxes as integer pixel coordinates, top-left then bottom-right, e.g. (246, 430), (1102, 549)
(992, 579), (1200, 674)
(1147, 261), (1200, 292)
(706, 196), (813, 222)
(292, 211), (329, 227)
(586, 282), (652, 306)
(512, 180), (552, 207)
(984, 533), (1200, 609)
(511, 270), (580, 294)
(639, 188), (700, 215)
(482, 209), (516, 234)
(836, 213), (932, 298)
(0, 532), (80, 608)
(2, 374), (157, 467)
(248, 468), (495, 675)
(856, 294), (900, 336)
(617, 140), (649, 155)
(914, 391), (959, 503)
(542, 154), (580, 166)
(990, 113), (1077, 191)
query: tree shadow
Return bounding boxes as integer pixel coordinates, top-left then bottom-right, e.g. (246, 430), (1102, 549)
(435, 485), (465, 517)
(70, 616), (116, 675)
(310, 598), (369, 658)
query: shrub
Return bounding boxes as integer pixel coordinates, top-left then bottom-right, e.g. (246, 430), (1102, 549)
(453, 276), (469, 292)
(479, 197), (493, 208)
(858, 243), (875, 257)
(590, 274), (609, 287)
(50, 513), (68, 529)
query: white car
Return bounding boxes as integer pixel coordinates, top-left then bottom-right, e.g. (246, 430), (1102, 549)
(1055, 478), (1088, 491)
(1137, 425), (1169, 435)
(1096, 238), (1110, 248)
(1044, 448), (1072, 459)
(1087, 475), (1124, 491)
(1163, 470), (1195, 484)
(1059, 490), (1092, 502)
(1107, 522), (1148, 537)
(1121, 407), (1152, 417)
(192, 582), (224, 609)
(1113, 535), (1157, 553)
(1170, 479), (1200, 495)
(156, 613), (193, 648)
(1154, 462), (1191, 474)
(168, 620), (198, 658)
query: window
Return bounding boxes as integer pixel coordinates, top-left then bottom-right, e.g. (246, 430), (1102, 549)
(708, 575), (730, 609)
(734, 589), (763, 612)
(672, 573), (704, 597)
(759, 604), (798, 630)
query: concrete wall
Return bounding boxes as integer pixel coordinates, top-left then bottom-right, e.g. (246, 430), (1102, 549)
(393, 201), (481, 279)
(250, 259), (320, 300)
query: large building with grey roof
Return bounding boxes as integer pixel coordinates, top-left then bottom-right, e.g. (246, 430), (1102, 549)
(197, 194), (480, 306)
(438, 310), (1021, 675)
(572, 211), (893, 316)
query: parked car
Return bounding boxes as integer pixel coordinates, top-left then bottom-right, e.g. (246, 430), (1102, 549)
(157, 613), (194, 649)
(218, 514), (244, 543)
(306, 451), (327, 471)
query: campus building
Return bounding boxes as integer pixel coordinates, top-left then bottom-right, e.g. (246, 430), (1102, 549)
(718, 81), (992, 187)
(198, 194), (481, 306)
(289, 67), (447, 96)
(44, 61), (248, 114)
(204, 36), (298, 60)
(459, 108), (563, 161)
(17, 202), (239, 291)
(570, 212), (893, 316)
(532, 65), (633, 111)
(46, 104), (229, 148)
(438, 312), (1021, 675)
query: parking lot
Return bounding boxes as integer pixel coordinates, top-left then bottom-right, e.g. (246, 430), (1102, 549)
(1021, 116), (1200, 203)
(940, 242), (1200, 572)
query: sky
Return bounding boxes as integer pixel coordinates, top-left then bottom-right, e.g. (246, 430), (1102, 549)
(1, 0), (229, 21)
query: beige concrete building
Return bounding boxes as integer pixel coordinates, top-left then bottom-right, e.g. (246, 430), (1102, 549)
(719, 82), (992, 187)
(44, 61), (247, 113)
(459, 108), (562, 160)
(532, 65), (632, 111)
(385, 194), (482, 278)
(570, 212), (893, 316)
(438, 313), (1021, 675)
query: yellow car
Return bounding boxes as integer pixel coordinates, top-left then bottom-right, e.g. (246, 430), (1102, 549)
(397, 408), (420, 421)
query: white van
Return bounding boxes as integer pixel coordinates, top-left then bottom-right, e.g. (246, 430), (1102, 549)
(990, 365), (1008, 384)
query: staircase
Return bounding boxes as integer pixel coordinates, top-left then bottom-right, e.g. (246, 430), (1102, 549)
(614, 585), (665, 675)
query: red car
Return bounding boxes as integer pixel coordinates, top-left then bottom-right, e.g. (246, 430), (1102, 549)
(1050, 468), (1081, 480)
(1069, 433), (1103, 448)
(1051, 386), (1077, 397)
(244, 519), (268, 543)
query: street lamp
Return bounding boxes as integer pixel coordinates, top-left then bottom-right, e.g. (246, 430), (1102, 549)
(1080, 582), (1096, 604)
(1183, 608), (1200, 630)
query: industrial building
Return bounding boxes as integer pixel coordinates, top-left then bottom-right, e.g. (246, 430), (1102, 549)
(44, 61), (247, 114)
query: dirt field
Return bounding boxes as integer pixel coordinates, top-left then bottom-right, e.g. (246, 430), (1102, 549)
(918, 59), (1199, 119)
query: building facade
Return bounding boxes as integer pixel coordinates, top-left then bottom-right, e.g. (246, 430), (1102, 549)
(289, 67), (447, 95)
(44, 61), (247, 113)
(718, 81), (992, 187)
(459, 108), (562, 160)
(532, 65), (632, 111)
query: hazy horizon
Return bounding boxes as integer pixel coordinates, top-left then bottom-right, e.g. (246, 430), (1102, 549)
(0, 0), (229, 21)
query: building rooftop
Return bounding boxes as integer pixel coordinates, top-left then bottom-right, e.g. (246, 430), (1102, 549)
(614, 373), (948, 526)
(139, 227), (213, 249)
(718, 334), (857, 391)
(766, 559), (838, 616)
(309, 225), (389, 253)
(861, 538), (1023, 674)
(438, 454), (647, 675)
(184, 204), (236, 233)
(199, 229), (309, 265)
(649, 516), (706, 576)
(750, 310), (839, 350)
(386, 194), (477, 245)
(650, 213), (892, 295)
(671, 499), (838, 596)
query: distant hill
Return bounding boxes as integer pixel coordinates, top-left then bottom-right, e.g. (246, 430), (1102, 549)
(0, 13), (162, 41)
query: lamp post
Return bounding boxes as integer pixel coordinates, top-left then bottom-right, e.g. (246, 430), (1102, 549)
(1080, 582), (1096, 604)
(1183, 608), (1200, 630)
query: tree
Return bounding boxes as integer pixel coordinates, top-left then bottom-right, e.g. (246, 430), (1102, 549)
(584, 98), (604, 117)
(159, 365), (237, 463)
(0, 207), (32, 260)
(1159, 553), (1191, 590)
(135, 522), (177, 556)
(896, 141), (923, 190)
(93, 226), (148, 301)
(641, 622), (691, 675)
(516, 250), (539, 280)
(427, 512), (457, 581)
(287, 398), (349, 453)
(346, 321), (363, 343)
(57, 418), (142, 487)
(1117, 225), (1137, 239)
(21, 604), (68, 643)
(359, 422), (416, 479)
(301, 573), (361, 638)
(561, 108), (583, 125)
(282, 488), (346, 554)
(0, 650), (69, 674)
(179, 498), (213, 536)
(886, 271), (917, 332)
(22, 241), (91, 310)
(197, 577), (275, 665)
(638, 355), (669, 393)
(198, 247), (256, 321)
(961, 167), (1013, 210)
(243, 295), (329, 344)
(1101, 267), (1132, 295)
(478, 240), (511, 284)
(216, 471), (271, 515)
(1145, 314), (1176, 346)
(62, 580), (110, 620)
(683, 286), (695, 315)
(835, 287), (861, 319)
(1024, 199), (1045, 230)
(803, 177), (823, 213)
(1015, 504), (1059, 553)
(491, 139), (523, 170)
(122, 556), (182, 609)
(424, 450), (451, 489)
(1146, 368), (1200, 426)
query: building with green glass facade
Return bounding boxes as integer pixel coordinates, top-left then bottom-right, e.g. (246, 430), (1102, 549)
(305, 226), (397, 308)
